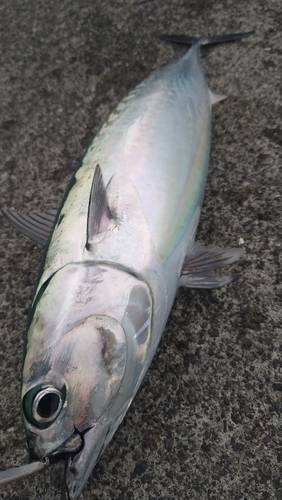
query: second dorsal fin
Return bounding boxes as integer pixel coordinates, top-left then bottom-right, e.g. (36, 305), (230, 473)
(86, 164), (117, 250)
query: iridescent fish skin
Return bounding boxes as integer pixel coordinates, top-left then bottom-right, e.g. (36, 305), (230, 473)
(24, 46), (208, 497)
(2, 34), (251, 498)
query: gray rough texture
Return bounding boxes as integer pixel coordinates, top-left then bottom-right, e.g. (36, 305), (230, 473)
(0, 1), (281, 499)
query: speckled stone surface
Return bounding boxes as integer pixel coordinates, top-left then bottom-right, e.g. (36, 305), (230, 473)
(0, 1), (281, 499)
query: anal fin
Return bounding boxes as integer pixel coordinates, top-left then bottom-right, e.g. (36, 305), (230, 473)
(2, 208), (57, 246)
(180, 242), (244, 289)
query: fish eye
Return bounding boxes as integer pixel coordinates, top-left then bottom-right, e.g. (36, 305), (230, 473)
(23, 384), (66, 428)
(33, 387), (63, 423)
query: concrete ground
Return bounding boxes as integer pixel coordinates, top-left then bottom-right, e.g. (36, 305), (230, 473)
(0, 1), (281, 499)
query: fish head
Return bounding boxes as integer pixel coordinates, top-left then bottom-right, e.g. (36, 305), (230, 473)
(21, 262), (153, 498)
(22, 314), (127, 453)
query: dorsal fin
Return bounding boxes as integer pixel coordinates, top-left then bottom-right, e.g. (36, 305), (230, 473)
(1, 208), (57, 246)
(86, 164), (117, 250)
(209, 89), (227, 105)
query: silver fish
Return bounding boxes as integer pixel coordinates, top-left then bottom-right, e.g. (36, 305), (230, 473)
(1, 31), (252, 498)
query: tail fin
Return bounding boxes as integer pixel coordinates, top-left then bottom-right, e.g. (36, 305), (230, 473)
(159, 31), (254, 47)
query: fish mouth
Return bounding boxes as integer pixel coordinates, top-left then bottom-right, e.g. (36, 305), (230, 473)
(0, 428), (87, 487)
(28, 424), (104, 499)
(28, 429), (84, 463)
(50, 430), (84, 458)
(65, 422), (111, 500)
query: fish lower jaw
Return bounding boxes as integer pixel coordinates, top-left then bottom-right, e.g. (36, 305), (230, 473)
(28, 431), (83, 461)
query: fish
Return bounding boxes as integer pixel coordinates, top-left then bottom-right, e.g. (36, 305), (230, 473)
(0, 31), (253, 498)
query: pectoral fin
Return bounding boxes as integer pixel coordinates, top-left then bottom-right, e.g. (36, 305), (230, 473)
(180, 243), (244, 289)
(1, 208), (57, 246)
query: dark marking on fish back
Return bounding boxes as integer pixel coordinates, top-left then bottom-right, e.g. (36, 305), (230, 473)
(57, 213), (65, 226)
